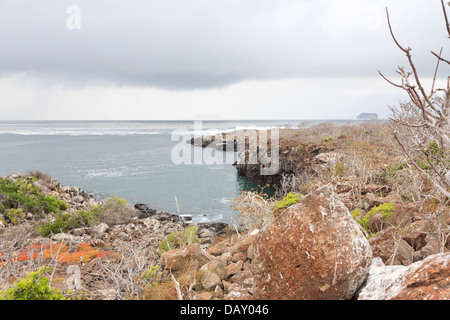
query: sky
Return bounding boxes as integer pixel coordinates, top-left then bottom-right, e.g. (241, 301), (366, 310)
(0, 0), (448, 120)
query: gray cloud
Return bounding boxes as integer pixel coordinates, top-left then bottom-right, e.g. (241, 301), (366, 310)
(0, 0), (448, 90)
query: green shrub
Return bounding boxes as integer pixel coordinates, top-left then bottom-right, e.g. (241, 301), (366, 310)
(322, 136), (334, 143)
(43, 196), (68, 214)
(6, 208), (25, 225)
(37, 213), (80, 237)
(141, 265), (164, 283)
(331, 162), (348, 177)
(275, 192), (301, 210)
(0, 178), (67, 216)
(375, 163), (406, 183)
(0, 266), (65, 300)
(37, 195), (135, 237)
(351, 208), (362, 219)
(77, 206), (103, 226)
(355, 202), (396, 235)
(158, 225), (199, 254)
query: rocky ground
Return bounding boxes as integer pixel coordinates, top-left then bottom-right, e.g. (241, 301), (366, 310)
(0, 170), (448, 300)
(1, 123), (449, 300)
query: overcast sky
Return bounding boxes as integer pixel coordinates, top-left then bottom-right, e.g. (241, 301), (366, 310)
(0, 0), (448, 120)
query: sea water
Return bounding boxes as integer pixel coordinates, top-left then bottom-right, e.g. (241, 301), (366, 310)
(0, 120), (352, 222)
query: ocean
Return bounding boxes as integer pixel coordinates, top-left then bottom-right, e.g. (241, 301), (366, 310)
(0, 120), (354, 223)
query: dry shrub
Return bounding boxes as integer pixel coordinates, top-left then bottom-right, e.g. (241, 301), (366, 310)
(142, 279), (179, 300)
(25, 171), (52, 184)
(230, 190), (275, 230)
(94, 195), (136, 227)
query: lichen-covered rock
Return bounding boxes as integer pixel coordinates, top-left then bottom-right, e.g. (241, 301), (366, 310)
(252, 185), (372, 300)
(357, 253), (450, 300)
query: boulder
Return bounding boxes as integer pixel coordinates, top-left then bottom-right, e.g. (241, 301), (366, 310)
(207, 241), (231, 256)
(214, 285), (224, 299)
(159, 243), (201, 271)
(230, 270), (253, 285)
(225, 287), (253, 300)
(231, 252), (247, 263)
(357, 253), (450, 300)
(197, 228), (216, 245)
(252, 185), (372, 300)
(419, 234), (440, 258)
(200, 271), (222, 291)
(93, 223), (110, 237)
(401, 230), (427, 251)
(134, 203), (157, 219)
(231, 236), (255, 255)
(369, 226), (414, 266)
(200, 256), (228, 279)
(225, 262), (243, 278)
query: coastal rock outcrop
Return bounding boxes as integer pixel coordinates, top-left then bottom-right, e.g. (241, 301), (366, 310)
(357, 253), (450, 300)
(251, 185), (372, 300)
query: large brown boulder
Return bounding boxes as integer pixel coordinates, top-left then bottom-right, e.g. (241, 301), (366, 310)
(251, 185), (372, 300)
(357, 253), (450, 300)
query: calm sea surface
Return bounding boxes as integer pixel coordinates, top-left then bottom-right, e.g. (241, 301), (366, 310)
(0, 120), (358, 222)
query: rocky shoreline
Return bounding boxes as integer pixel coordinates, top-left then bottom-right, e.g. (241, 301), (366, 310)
(0, 122), (449, 300)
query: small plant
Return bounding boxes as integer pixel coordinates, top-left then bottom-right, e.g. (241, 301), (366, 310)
(372, 202), (396, 222)
(331, 162), (348, 177)
(351, 208), (363, 220)
(6, 208), (25, 225)
(158, 225), (199, 254)
(275, 192), (301, 210)
(355, 202), (396, 235)
(375, 162), (406, 183)
(322, 136), (334, 143)
(141, 265), (164, 284)
(0, 266), (65, 300)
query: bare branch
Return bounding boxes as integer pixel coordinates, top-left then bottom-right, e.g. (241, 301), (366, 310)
(386, 8), (409, 54)
(431, 50), (450, 66)
(440, 0), (450, 37)
(378, 70), (403, 88)
(431, 48), (444, 95)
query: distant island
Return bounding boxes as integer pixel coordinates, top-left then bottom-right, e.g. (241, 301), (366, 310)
(357, 113), (378, 120)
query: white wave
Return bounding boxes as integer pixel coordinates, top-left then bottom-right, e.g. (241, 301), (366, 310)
(220, 197), (231, 204)
(0, 130), (166, 136)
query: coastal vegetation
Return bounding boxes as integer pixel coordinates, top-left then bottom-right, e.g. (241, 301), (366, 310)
(0, 1), (449, 300)
(1, 117), (449, 300)
(0, 176), (67, 217)
(37, 195), (135, 237)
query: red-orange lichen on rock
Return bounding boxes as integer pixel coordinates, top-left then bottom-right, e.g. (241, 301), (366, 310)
(0, 242), (110, 266)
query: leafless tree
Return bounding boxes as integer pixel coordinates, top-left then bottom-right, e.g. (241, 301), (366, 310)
(94, 244), (158, 300)
(379, 1), (450, 252)
(379, 1), (450, 199)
